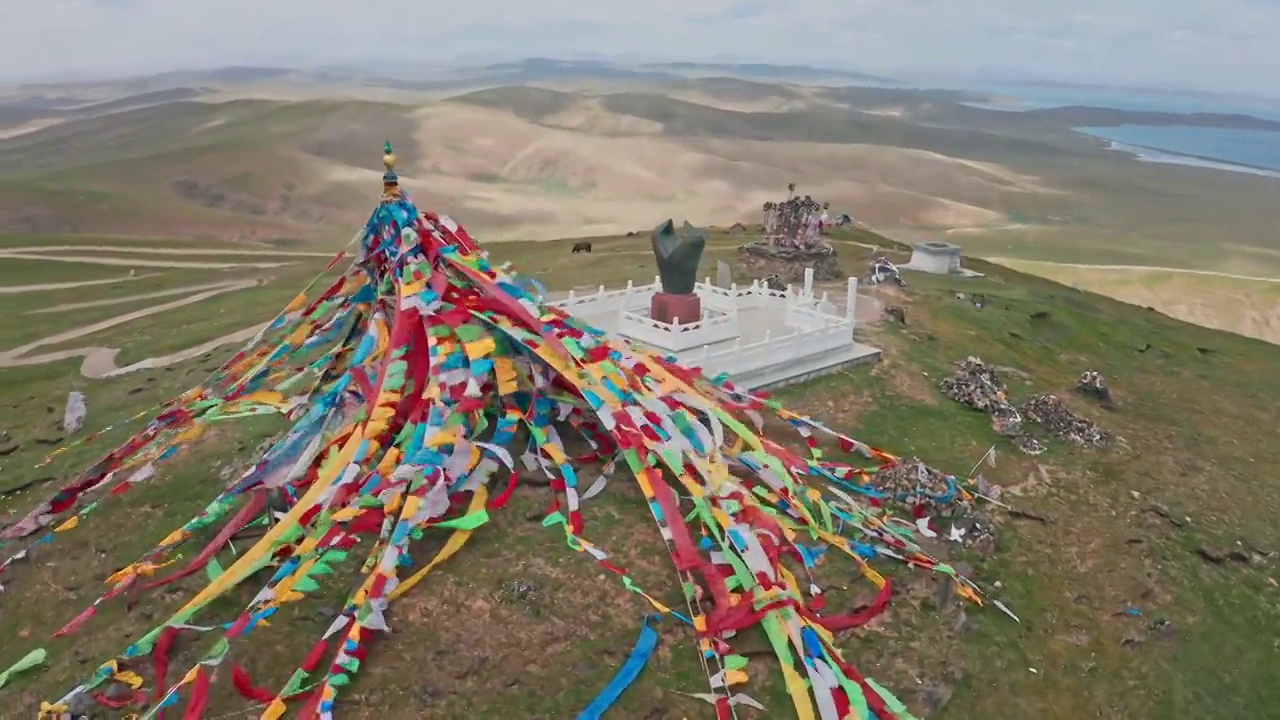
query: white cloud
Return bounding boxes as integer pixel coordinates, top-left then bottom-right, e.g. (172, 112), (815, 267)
(2, 0), (1278, 95)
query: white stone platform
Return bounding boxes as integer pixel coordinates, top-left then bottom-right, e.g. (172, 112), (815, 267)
(551, 273), (881, 390)
(902, 241), (985, 278)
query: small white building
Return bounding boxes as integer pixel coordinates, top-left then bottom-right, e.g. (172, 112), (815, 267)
(906, 241), (964, 275)
(551, 269), (881, 390)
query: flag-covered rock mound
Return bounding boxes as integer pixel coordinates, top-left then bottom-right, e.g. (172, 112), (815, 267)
(1, 180), (1008, 719)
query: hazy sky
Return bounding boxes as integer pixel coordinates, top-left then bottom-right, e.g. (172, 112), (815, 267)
(5, 0), (1279, 94)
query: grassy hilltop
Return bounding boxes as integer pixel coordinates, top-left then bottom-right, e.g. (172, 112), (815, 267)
(0, 228), (1277, 719)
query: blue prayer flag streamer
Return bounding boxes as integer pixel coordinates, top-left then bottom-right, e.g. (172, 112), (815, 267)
(577, 616), (661, 720)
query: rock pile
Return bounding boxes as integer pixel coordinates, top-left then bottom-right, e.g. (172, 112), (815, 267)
(939, 357), (1014, 415)
(939, 357), (1108, 454)
(939, 357), (1027, 440)
(873, 457), (957, 509)
(1019, 393), (1109, 448)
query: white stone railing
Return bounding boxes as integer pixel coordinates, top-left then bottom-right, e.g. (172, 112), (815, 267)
(555, 269), (857, 316)
(620, 306), (741, 352)
(680, 320), (852, 378)
(556, 280), (662, 312)
(549, 268), (863, 380)
(619, 307), (735, 334)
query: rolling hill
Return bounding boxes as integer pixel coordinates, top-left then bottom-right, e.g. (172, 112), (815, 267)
(0, 82), (1074, 244)
(4, 71), (1280, 342)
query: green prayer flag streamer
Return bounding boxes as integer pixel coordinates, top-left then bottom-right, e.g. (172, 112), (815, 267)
(0, 648), (47, 689)
(206, 557), (224, 582)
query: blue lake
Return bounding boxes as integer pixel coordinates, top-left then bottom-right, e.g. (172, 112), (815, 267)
(958, 83), (1280, 177)
(1078, 125), (1280, 175)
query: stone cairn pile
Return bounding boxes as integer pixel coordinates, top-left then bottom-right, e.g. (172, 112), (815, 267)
(873, 458), (999, 553)
(874, 457), (960, 512)
(939, 357), (1109, 454)
(1020, 393), (1110, 448)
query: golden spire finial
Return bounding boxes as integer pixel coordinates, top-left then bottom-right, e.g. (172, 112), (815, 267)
(383, 140), (396, 173)
(381, 140), (401, 199)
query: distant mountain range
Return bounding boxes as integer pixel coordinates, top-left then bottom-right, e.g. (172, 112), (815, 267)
(7, 59), (1279, 137)
(8, 58), (902, 94)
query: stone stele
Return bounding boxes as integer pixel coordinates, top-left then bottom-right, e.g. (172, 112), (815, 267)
(651, 219), (706, 295)
(650, 219), (706, 324)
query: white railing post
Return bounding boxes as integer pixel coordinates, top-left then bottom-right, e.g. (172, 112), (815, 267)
(626, 279), (634, 289)
(846, 277), (858, 323)
(803, 268), (814, 297)
(654, 275), (661, 287)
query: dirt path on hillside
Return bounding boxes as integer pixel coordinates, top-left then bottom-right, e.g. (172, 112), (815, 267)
(0, 251), (290, 270)
(0, 278), (267, 378)
(1, 245), (337, 257)
(0, 274), (159, 294)
(991, 258), (1280, 283)
(26, 281), (256, 314)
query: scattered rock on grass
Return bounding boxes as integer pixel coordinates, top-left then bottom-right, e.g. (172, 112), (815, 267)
(906, 680), (955, 716)
(1150, 619), (1176, 641)
(1011, 434), (1047, 455)
(1143, 502), (1185, 528)
(498, 580), (543, 616)
(1075, 371), (1118, 409)
(1195, 545), (1254, 565)
(63, 391), (87, 433)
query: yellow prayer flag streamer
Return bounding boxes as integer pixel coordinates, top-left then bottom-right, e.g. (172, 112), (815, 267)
(114, 670), (145, 690)
(389, 486), (489, 600)
(283, 292), (308, 313)
(160, 426), (366, 624)
(781, 662), (817, 720)
(261, 698), (288, 720)
(464, 336), (497, 360)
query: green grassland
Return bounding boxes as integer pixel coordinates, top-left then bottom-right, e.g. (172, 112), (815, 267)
(0, 231), (1277, 718)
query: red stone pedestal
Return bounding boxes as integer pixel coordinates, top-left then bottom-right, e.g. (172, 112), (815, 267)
(650, 292), (702, 325)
